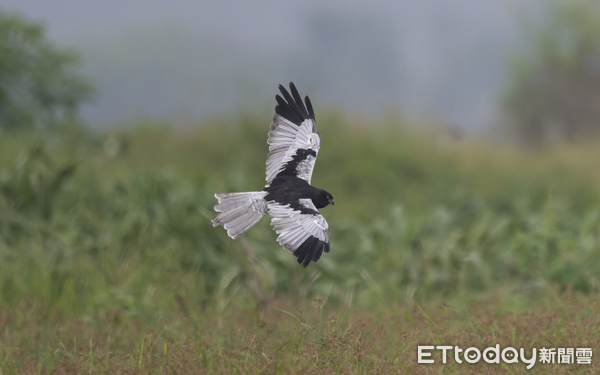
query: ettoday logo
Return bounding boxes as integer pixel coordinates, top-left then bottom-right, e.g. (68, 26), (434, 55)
(418, 345), (592, 369)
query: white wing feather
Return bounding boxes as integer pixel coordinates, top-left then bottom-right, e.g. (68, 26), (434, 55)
(267, 200), (329, 253)
(265, 115), (321, 184)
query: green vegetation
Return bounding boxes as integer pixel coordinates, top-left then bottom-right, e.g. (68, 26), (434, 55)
(0, 115), (599, 373)
(0, 10), (93, 130)
(504, 0), (600, 144)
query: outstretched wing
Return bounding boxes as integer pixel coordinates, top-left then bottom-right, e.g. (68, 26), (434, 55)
(267, 199), (330, 267)
(265, 82), (321, 185)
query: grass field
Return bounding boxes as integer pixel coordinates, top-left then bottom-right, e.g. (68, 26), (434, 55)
(0, 112), (599, 374)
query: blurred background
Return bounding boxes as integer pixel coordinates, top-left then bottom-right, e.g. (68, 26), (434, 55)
(4, 0), (600, 144)
(0, 0), (536, 134)
(1, 0), (600, 348)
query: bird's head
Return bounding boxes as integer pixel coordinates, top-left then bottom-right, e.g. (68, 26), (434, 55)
(316, 189), (334, 208)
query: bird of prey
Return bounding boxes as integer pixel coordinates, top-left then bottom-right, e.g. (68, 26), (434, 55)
(212, 82), (334, 267)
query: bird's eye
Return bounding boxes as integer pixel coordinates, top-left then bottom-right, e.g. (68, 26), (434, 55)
(326, 195), (330, 199)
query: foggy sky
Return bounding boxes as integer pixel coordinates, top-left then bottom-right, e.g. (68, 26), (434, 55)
(1, 0), (527, 131)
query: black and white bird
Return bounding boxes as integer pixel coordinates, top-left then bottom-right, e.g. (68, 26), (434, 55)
(212, 82), (334, 267)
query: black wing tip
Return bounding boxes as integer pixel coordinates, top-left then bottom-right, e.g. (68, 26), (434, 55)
(293, 235), (328, 268)
(274, 82), (315, 125)
(305, 95), (315, 120)
(282, 82), (299, 100)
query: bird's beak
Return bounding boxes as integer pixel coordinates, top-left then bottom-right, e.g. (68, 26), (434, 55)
(329, 198), (335, 205)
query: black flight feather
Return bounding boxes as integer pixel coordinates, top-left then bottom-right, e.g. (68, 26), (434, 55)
(275, 94), (302, 125)
(275, 82), (315, 125)
(293, 236), (327, 268)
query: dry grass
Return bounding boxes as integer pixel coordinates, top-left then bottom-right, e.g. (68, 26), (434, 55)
(1, 289), (598, 374)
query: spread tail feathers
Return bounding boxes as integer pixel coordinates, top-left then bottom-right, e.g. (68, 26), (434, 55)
(212, 191), (268, 239)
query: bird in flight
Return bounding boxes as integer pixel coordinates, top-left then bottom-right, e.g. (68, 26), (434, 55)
(212, 82), (334, 267)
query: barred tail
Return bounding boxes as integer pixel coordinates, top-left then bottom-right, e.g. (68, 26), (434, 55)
(212, 191), (268, 239)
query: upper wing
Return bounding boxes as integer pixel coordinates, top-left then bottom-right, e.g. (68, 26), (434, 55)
(267, 199), (330, 267)
(265, 82), (321, 185)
